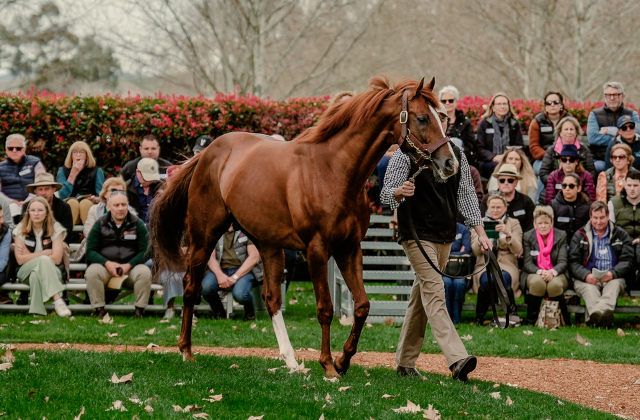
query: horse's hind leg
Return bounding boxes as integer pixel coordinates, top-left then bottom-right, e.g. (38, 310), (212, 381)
(333, 246), (369, 375)
(260, 245), (298, 369)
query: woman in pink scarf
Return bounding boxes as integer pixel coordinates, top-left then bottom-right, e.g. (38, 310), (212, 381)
(521, 206), (569, 325)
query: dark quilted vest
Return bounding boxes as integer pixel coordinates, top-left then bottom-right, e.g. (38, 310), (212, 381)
(62, 166), (99, 197)
(23, 225), (66, 281)
(592, 106), (634, 160)
(0, 155), (40, 201)
(97, 212), (140, 263)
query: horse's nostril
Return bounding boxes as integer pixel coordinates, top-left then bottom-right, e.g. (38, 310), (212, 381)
(445, 159), (454, 172)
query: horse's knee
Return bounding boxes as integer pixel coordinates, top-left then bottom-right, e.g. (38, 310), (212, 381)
(317, 305), (333, 325)
(353, 300), (370, 321)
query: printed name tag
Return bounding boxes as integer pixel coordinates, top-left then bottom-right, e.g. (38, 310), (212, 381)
(555, 183), (562, 190)
(599, 249), (608, 254)
(513, 209), (526, 216)
(19, 168), (32, 176)
(23, 239), (35, 247)
(557, 216), (571, 223)
(530, 250), (540, 256)
(238, 236), (248, 243)
(124, 234), (137, 240)
(541, 126), (553, 133)
(486, 128), (495, 134)
(455, 233), (462, 240)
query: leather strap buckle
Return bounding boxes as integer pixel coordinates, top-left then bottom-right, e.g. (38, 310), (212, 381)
(399, 110), (408, 124)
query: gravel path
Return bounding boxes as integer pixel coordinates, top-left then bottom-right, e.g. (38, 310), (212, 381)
(11, 343), (640, 419)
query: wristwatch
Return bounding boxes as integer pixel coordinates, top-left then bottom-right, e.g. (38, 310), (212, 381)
(232, 274), (240, 281)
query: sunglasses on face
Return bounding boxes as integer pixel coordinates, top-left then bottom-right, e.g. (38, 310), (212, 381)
(560, 157), (577, 163)
(562, 183), (577, 189)
(7, 147), (24, 152)
(109, 190), (127, 196)
(621, 124), (636, 131)
(545, 100), (562, 106)
(441, 99), (455, 104)
(611, 154), (627, 161)
(498, 178), (516, 184)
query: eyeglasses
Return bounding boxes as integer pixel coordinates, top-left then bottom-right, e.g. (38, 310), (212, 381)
(109, 190), (127, 196)
(562, 183), (577, 189)
(611, 154), (628, 161)
(441, 99), (455, 104)
(604, 93), (622, 99)
(620, 124), (636, 131)
(545, 100), (562, 106)
(498, 178), (516, 184)
(560, 157), (577, 163)
(28, 208), (46, 213)
(72, 150), (87, 155)
(7, 147), (24, 152)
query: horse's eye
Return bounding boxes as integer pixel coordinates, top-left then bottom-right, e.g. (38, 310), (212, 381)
(417, 116), (428, 124)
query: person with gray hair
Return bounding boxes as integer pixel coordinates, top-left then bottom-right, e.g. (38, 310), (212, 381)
(439, 85), (477, 167)
(0, 134), (46, 219)
(587, 81), (640, 174)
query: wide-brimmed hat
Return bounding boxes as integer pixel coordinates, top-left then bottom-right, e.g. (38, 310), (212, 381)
(137, 158), (161, 182)
(491, 163), (522, 180)
(26, 173), (62, 193)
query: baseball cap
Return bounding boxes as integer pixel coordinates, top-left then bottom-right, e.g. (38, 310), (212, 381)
(193, 135), (214, 152)
(617, 115), (635, 129)
(137, 158), (161, 182)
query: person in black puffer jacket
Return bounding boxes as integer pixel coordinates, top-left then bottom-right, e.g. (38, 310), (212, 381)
(550, 173), (591, 242)
(439, 86), (477, 167)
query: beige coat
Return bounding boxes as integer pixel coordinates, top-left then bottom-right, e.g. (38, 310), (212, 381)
(470, 217), (523, 298)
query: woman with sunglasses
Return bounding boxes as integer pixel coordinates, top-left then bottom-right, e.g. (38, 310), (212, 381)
(529, 92), (572, 165)
(539, 116), (597, 188)
(596, 143), (639, 203)
(550, 173), (590, 241)
(476, 93), (523, 178)
(13, 197), (70, 317)
(471, 193), (523, 326)
(487, 147), (537, 202)
(604, 115), (640, 171)
(544, 145), (595, 205)
(56, 141), (105, 225)
(439, 86), (477, 166)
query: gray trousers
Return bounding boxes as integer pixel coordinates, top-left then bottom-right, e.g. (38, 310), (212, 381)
(86, 263), (152, 309)
(573, 278), (625, 320)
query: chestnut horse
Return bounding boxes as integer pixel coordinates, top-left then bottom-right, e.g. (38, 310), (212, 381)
(150, 76), (458, 377)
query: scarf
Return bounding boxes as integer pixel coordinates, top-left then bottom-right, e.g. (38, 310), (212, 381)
(536, 228), (554, 270)
(491, 114), (511, 155)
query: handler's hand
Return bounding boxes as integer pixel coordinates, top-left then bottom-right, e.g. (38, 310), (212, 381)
(478, 233), (493, 251)
(394, 181), (415, 202)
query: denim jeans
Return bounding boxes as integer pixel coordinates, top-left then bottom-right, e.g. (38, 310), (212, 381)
(533, 159), (544, 204)
(478, 270), (512, 291)
(594, 159), (606, 174)
(201, 268), (255, 312)
(442, 277), (466, 324)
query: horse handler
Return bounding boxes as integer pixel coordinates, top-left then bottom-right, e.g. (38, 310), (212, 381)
(380, 130), (492, 382)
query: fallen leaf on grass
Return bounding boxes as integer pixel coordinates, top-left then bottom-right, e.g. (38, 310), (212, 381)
(145, 405), (154, 412)
(174, 382), (185, 386)
(339, 315), (354, 326)
(338, 386), (351, 392)
(543, 339), (555, 344)
(493, 384), (500, 388)
(45, 397), (49, 402)
(487, 328), (494, 334)
(576, 333), (591, 346)
(247, 416), (263, 420)
(1, 349), (15, 363)
(267, 367), (279, 373)
(364, 369), (370, 377)
(556, 399), (565, 405)
(232, 326), (238, 331)
(29, 320), (45, 324)
(472, 385), (480, 393)
(325, 393), (333, 404)
(381, 394), (395, 399)
(145, 328), (156, 335)
(461, 334), (473, 341)
(0, 363), (13, 371)
(202, 394), (223, 403)
(289, 298), (298, 305)
(98, 313), (113, 324)
(167, 325), (177, 330)
(74, 407), (85, 419)
(146, 343), (159, 350)
(505, 396), (513, 406)
(250, 323), (257, 329)
(110, 373), (133, 384)
(193, 414), (209, 419)
(319, 415), (325, 420)
(365, 382), (371, 386)
(28, 352), (36, 359)
(383, 317), (395, 326)
(323, 377), (339, 383)
(159, 319), (170, 323)
(105, 400), (127, 411)
(617, 328), (627, 337)
(490, 392), (501, 399)
(423, 404), (442, 420)
(523, 330), (533, 335)
(392, 400), (421, 413)
(289, 362), (311, 374)
(229, 364), (239, 369)
(365, 322), (373, 328)
(107, 333), (118, 338)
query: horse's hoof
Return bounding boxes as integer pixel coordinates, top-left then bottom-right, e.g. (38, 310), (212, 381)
(182, 351), (195, 362)
(332, 357), (347, 377)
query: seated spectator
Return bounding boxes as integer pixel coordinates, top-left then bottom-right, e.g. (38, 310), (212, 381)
(569, 201), (633, 327)
(85, 192), (151, 318)
(487, 147), (537, 203)
(609, 171), (640, 242)
(84, 177), (132, 237)
(56, 141), (105, 225)
(442, 222), (472, 324)
(604, 115), (640, 171)
(596, 143), (639, 203)
(550, 173), (591, 241)
(544, 145), (596, 205)
(540, 116), (597, 188)
(126, 158), (162, 225)
(0, 134), (45, 218)
(528, 92), (572, 170)
(587, 81), (640, 173)
(193, 135), (214, 156)
(13, 197), (70, 317)
(521, 206), (569, 325)
(439, 85), (477, 166)
(23, 173), (73, 241)
(480, 163), (535, 232)
(475, 93), (524, 179)
(201, 225), (263, 321)
(471, 193), (523, 326)
(0, 206), (12, 304)
(120, 135), (172, 182)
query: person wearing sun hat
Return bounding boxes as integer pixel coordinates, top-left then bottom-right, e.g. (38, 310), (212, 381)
(24, 172), (73, 238)
(125, 158), (162, 225)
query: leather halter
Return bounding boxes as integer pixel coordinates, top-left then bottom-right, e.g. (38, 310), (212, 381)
(397, 90), (451, 168)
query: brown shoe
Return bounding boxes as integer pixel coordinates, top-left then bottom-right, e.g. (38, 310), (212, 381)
(450, 355), (477, 382)
(134, 307), (144, 319)
(601, 310), (615, 328)
(396, 366), (425, 379)
(91, 307), (107, 318)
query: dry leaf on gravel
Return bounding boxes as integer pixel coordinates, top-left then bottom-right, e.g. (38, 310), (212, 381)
(338, 386), (351, 392)
(339, 315), (354, 326)
(461, 334), (473, 341)
(73, 407), (85, 420)
(247, 416), (264, 420)
(98, 313), (113, 324)
(392, 400), (421, 413)
(145, 328), (156, 335)
(229, 364), (239, 369)
(381, 394), (395, 399)
(632, 379), (640, 385)
(106, 333), (118, 338)
(617, 328), (627, 337)
(202, 395), (223, 403)
(323, 377), (339, 383)
(490, 392), (501, 399)
(506, 396), (513, 406)
(523, 330), (533, 335)
(105, 400), (127, 412)
(1, 349), (15, 363)
(423, 404), (441, 420)
(576, 333), (591, 346)
(0, 363), (12, 371)
(289, 362), (311, 374)
(146, 343), (159, 350)
(250, 323), (257, 329)
(110, 373), (133, 384)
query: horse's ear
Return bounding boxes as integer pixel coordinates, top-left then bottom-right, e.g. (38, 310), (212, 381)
(411, 77), (424, 100)
(427, 77), (436, 91)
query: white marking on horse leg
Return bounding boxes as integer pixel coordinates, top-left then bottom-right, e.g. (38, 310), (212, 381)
(272, 310), (298, 368)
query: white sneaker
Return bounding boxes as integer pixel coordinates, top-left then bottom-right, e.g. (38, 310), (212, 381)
(163, 308), (175, 319)
(54, 300), (71, 317)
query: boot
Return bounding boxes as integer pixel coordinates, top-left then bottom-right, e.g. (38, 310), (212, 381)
(525, 295), (544, 326)
(475, 288), (490, 325)
(550, 295), (571, 326)
(205, 291), (227, 319)
(505, 288), (521, 325)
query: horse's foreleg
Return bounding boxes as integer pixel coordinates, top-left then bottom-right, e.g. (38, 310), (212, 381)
(178, 249), (208, 361)
(308, 242), (338, 376)
(333, 246), (369, 376)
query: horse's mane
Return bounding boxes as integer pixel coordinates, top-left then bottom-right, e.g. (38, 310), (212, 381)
(296, 75), (440, 144)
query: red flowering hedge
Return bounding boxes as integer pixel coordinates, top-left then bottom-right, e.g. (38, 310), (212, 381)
(0, 89), (634, 177)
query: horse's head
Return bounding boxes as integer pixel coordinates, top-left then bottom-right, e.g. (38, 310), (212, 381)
(397, 77), (459, 181)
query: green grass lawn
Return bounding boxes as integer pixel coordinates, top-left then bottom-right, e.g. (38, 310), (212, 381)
(1, 282), (639, 365)
(0, 349), (619, 419)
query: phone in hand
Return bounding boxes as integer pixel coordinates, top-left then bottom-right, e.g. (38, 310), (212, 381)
(483, 220), (500, 239)
(116, 267), (123, 276)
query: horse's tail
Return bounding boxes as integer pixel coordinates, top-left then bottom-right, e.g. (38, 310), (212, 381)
(150, 154), (202, 273)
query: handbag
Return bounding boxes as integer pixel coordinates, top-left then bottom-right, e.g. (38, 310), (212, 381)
(534, 300), (565, 328)
(444, 254), (473, 277)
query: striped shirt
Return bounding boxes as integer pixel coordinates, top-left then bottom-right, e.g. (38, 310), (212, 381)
(592, 225), (615, 271)
(379, 149), (483, 227)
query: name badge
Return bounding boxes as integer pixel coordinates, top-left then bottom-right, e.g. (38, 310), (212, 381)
(23, 239), (35, 247)
(19, 168), (32, 176)
(530, 250), (540, 256)
(599, 249), (608, 255)
(124, 234), (137, 240)
(541, 126), (553, 133)
(238, 236), (248, 243)
(555, 183), (562, 190)
(455, 233), (462, 240)
(557, 216), (571, 223)
(486, 128), (495, 134)
(513, 209), (526, 216)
